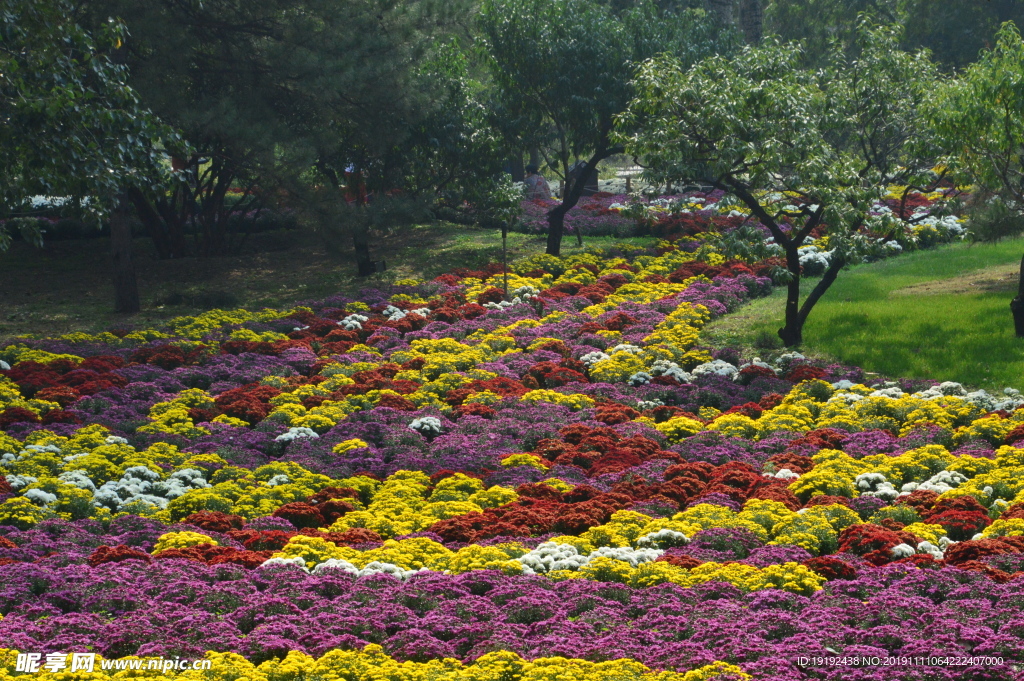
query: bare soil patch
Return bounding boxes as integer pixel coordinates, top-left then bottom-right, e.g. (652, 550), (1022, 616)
(889, 263), (1021, 296)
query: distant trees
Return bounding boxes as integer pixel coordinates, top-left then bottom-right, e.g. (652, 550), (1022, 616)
(0, 0), (180, 312)
(81, 0), (474, 265)
(0, 0), (175, 243)
(479, 0), (727, 256)
(931, 24), (1024, 211)
(765, 0), (1024, 71)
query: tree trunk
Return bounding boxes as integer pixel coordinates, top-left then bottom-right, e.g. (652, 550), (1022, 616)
(546, 147), (620, 256)
(127, 187), (189, 259)
(507, 156), (525, 182)
(778, 245), (803, 346)
(739, 0), (763, 44)
(353, 221), (375, 276)
(546, 203), (571, 256)
(1011, 254), (1024, 337)
(779, 251), (846, 347)
(502, 223), (509, 299)
(797, 254), (845, 327)
(110, 198), (141, 314)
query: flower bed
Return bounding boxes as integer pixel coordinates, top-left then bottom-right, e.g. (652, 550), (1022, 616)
(1, 240), (1023, 679)
(517, 187), (967, 271)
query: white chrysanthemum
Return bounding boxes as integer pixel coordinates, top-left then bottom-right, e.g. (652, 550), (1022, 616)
(358, 561), (427, 580)
(889, 543), (916, 559)
(259, 557), (309, 571)
(275, 426), (320, 442)
(339, 313), (368, 330)
(580, 351), (611, 367)
(900, 470), (968, 496)
(5, 474), (38, 490)
(311, 559), (360, 575)
(58, 470), (97, 492)
(772, 352), (806, 370)
(870, 387), (905, 399)
(590, 545), (664, 566)
(517, 542), (591, 575)
(691, 359), (738, 379)
(24, 488), (57, 505)
(628, 372), (652, 386)
(650, 359), (693, 383)
(635, 529), (689, 549)
(409, 417), (443, 435)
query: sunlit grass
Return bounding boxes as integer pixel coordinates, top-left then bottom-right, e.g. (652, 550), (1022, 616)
(702, 237), (1024, 390)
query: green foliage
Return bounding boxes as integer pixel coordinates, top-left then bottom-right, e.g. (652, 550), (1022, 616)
(0, 0), (178, 249)
(704, 237), (1024, 389)
(966, 194), (1024, 243)
(485, 174), (526, 230)
(930, 23), (1024, 205)
(310, 194), (435, 257)
(765, 0), (901, 67)
(766, 0), (1023, 70)
(403, 42), (505, 206)
(899, 0), (1022, 72)
(869, 505), (922, 525)
(617, 21), (941, 344)
(85, 0), (472, 258)
(481, 0), (725, 174)
(479, 0), (726, 254)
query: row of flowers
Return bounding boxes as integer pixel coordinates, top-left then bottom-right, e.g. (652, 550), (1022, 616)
(2, 237), (1023, 678)
(0, 560), (1020, 678)
(517, 187), (967, 270)
(0, 647), (749, 681)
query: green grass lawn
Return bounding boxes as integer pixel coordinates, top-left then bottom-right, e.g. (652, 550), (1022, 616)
(702, 238), (1024, 390)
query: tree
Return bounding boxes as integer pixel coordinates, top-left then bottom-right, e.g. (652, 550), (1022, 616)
(485, 175), (525, 298)
(401, 42), (505, 210)
(617, 22), (941, 346)
(705, 0), (762, 44)
(929, 22), (1024, 335)
(479, 0), (726, 256)
(87, 0), (472, 263)
(1, 0), (180, 312)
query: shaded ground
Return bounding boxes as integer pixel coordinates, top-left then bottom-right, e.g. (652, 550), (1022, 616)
(0, 225), (520, 342)
(0, 224), (654, 343)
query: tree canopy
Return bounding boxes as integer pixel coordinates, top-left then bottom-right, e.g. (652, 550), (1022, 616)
(479, 0), (728, 255)
(930, 22), (1024, 204)
(616, 22), (941, 346)
(0, 0), (176, 249)
(766, 0), (1024, 70)
(82, 0), (473, 258)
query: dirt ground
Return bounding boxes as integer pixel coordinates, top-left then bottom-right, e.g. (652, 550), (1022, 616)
(889, 263), (1021, 297)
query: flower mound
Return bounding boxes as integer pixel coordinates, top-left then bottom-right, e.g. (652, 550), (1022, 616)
(1, 238), (1023, 680)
